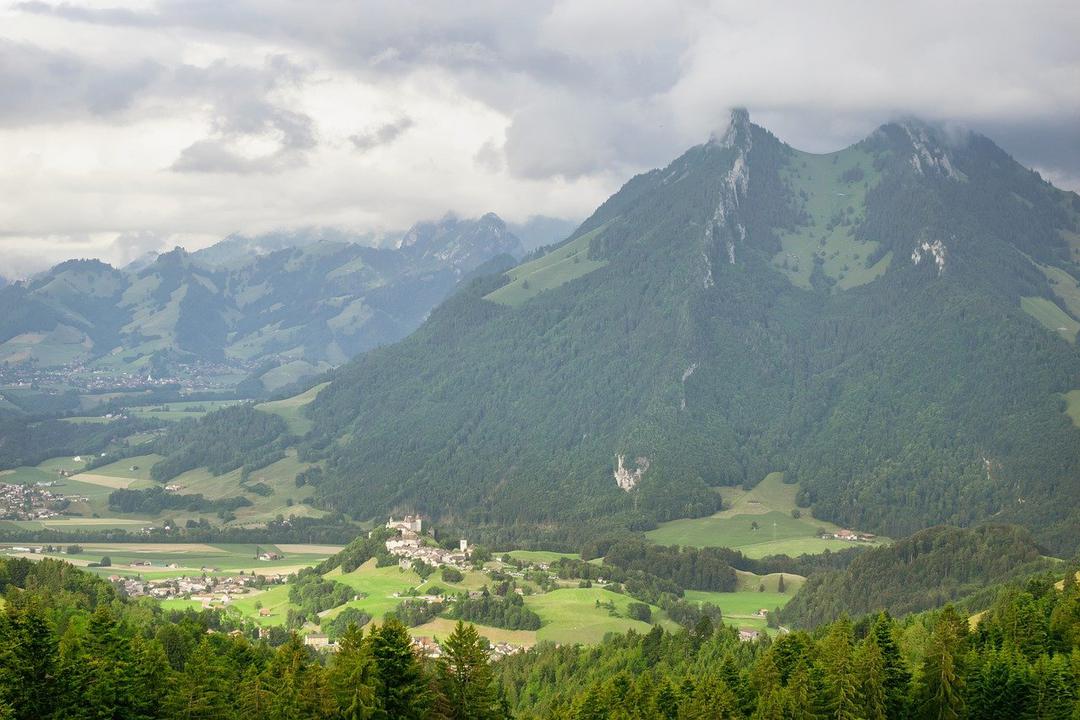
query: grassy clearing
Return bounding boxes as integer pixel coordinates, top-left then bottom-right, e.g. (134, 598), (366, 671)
(485, 225), (608, 307)
(255, 382), (329, 435)
(505, 550), (579, 563)
(409, 618), (537, 647)
(1064, 390), (1080, 428)
(1021, 296), (1079, 343)
(772, 145), (889, 290)
(528, 587), (670, 645)
(320, 559), (426, 622)
(77, 455), (162, 481)
(126, 400), (242, 422)
(646, 473), (885, 556)
(1, 542), (335, 579)
(1036, 262), (1080, 320)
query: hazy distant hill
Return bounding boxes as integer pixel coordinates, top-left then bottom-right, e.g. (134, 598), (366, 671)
(0, 213), (526, 393)
(297, 111), (1080, 554)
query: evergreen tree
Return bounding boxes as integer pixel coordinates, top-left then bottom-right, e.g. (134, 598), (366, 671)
(129, 636), (172, 720)
(0, 600), (58, 720)
(917, 608), (966, 720)
(237, 664), (274, 719)
(265, 633), (334, 720)
(869, 612), (911, 720)
(369, 617), (430, 719)
(166, 638), (232, 720)
(857, 634), (888, 720)
(328, 623), (377, 720)
(819, 617), (861, 720)
(437, 621), (502, 720)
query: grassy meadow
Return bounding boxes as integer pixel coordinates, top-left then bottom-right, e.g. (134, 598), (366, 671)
(484, 225), (609, 306)
(646, 473), (886, 557)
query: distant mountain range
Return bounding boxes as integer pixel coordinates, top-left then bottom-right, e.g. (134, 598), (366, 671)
(291, 110), (1080, 555)
(0, 213), (534, 394)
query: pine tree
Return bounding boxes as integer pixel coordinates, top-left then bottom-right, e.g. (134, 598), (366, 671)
(129, 636), (172, 720)
(778, 575), (786, 593)
(437, 621), (501, 720)
(237, 664), (274, 719)
(328, 623), (377, 720)
(917, 608), (966, 720)
(0, 600), (59, 720)
(857, 634), (888, 720)
(819, 617), (861, 720)
(1028, 653), (1074, 720)
(166, 638), (232, 720)
(264, 632), (334, 720)
(870, 612), (911, 720)
(575, 684), (607, 720)
(369, 616), (430, 719)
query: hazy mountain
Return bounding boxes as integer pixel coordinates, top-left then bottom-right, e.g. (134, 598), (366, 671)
(299, 110), (1080, 554)
(508, 215), (580, 253)
(191, 227), (385, 269)
(0, 214), (523, 392)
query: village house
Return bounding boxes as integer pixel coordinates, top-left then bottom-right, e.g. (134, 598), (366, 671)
(738, 629), (762, 642)
(304, 633), (331, 650)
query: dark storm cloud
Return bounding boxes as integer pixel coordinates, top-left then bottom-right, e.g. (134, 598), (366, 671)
(350, 117), (414, 153)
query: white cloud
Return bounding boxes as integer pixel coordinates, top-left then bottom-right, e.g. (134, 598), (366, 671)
(0, 0), (1078, 275)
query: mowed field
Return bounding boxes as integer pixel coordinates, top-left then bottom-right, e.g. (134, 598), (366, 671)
(1, 446), (329, 531)
(0, 542), (341, 580)
(255, 383), (329, 436)
(646, 473), (886, 557)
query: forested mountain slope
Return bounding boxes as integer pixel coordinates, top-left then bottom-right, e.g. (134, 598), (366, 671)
(778, 525), (1053, 627)
(302, 111), (1080, 555)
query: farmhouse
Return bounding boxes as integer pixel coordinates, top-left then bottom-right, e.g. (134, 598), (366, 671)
(304, 633), (331, 650)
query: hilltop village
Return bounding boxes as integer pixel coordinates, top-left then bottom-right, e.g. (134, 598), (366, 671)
(382, 514), (473, 569)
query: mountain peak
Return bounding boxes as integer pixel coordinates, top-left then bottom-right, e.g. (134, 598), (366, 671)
(708, 107), (753, 150)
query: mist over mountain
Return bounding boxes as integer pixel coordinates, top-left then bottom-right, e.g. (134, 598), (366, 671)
(0, 213), (529, 394)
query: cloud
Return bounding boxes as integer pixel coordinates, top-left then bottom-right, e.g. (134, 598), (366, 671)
(0, 38), (161, 125)
(349, 116), (413, 152)
(1, 0), (1079, 273)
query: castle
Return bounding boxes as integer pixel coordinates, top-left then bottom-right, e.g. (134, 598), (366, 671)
(386, 514), (423, 534)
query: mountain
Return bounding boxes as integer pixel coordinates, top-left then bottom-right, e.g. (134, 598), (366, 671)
(508, 215), (581, 253)
(0, 214), (523, 394)
(300, 110), (1080, 555)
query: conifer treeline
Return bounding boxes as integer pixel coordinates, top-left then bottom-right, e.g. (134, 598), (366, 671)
(0, 556), (509, 719)
(495, 570), (1080, 719)
(3, 556), (1078, 718)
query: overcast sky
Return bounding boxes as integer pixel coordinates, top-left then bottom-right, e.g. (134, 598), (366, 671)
(1, 0), (1078, 276)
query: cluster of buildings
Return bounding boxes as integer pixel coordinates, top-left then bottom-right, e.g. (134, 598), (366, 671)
(0, 482), (85, 521)
(111, 572), (285, 604)
(410, 635), (525, 660)
(819, 528), (877, 543)
(383, 515), (472, 569)
(0, 358), (254, 394)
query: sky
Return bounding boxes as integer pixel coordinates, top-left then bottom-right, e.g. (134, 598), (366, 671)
(1, 0), (1079, 276)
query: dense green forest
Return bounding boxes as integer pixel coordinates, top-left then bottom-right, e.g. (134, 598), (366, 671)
(148, 404), (290, 481)
(779, 525), (1055, 628)
(2, 553), (1078, 719)
(278, 113), (1080, 555)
